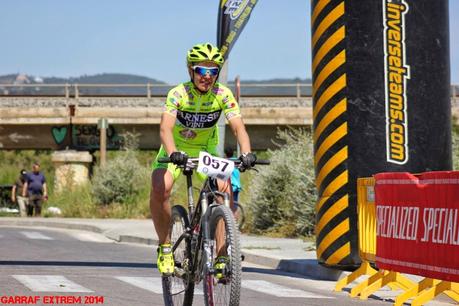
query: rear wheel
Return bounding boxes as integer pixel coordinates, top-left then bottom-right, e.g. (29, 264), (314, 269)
(162, 205), (195, 306)
(204, 204), (241, 306)
(233, 202), (245, 231)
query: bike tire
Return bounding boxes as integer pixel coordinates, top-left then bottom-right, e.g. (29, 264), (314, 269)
(204, 204), (241, 306)
(162, 205), (195, 306)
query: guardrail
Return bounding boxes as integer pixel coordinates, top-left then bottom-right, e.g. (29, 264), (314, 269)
(1, 83), (458, 103)
(0, 83), (314, 98)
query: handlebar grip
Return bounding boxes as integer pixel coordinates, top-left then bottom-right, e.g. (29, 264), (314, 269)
(158, 157), (171, 163)
(255, 160), (270, 165)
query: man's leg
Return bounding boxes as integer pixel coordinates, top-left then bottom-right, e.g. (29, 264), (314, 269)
(150, 168), (175, 275)
(27, 198), (34, 217)
(150, 168), (174, 244)
(34, 197), (42, 217)
(17, 196), (27, 217)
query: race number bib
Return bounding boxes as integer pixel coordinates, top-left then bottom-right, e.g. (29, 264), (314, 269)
(197, 152), (234, 181)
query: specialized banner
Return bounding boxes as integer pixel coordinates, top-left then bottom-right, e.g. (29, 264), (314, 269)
(217, 0), (258, 59)
(312, 0), (452, 268)
(375, 171), (459, 282)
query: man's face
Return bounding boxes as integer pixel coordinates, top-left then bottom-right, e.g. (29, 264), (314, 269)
(188, 61), (219, 93)
(32, 164), (40, 173)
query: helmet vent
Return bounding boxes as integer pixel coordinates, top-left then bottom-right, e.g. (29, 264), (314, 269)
(197, 50), (208, 58)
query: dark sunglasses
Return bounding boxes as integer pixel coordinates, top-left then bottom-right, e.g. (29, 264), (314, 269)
(192, 65), (220, 76)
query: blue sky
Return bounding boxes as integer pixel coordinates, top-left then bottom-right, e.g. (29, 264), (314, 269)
(0, 0), (458, 84)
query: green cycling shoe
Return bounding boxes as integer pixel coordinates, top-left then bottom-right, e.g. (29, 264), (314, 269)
(157, 244), (174, 276)
(214, 256), (229, 280)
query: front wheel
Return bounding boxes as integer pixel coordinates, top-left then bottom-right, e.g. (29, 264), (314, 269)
(204, 204), (241, 306)
(162, 205), (195, 306)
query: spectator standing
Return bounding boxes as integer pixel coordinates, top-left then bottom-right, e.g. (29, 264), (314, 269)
(11, 169), (28, 217)
(22, 162), (47, 217)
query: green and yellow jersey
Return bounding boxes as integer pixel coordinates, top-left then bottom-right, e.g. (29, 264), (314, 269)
(152, 81), (241, 178)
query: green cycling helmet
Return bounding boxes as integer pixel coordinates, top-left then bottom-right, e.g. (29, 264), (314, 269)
(187, 43), (225, 67)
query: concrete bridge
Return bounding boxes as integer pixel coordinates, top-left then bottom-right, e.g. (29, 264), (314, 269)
(0, 95), (457, 150)
(0, 96), (313, 150)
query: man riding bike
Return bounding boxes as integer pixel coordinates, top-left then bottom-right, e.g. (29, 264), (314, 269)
(150, 43), (256, 277)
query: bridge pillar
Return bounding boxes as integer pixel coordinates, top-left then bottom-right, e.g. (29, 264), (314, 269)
(51, 150), (93, 193)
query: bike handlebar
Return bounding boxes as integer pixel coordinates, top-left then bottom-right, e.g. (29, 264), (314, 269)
(158, 156), (270, 167)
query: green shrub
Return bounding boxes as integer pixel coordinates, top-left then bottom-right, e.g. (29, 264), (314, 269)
(91, 150), (150, 205)
(248, 128), (317, 237)
(46, 183), (96, 217)
(453, 125), (459, 170)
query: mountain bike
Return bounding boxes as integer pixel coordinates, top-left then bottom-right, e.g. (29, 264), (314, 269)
(159, 152), (269, 306)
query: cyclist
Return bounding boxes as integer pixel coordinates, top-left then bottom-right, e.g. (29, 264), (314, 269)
(150, 43), (257, 277)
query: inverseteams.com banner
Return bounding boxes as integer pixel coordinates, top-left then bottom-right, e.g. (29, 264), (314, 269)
(375, 171), (459, 282)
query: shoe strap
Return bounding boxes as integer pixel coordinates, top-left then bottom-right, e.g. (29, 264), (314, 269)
(159, 244), (172, 254)
(216, 256), (228, 263)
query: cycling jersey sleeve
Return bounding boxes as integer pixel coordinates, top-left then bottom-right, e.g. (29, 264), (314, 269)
(164, 87), (183, 117)
(220, 89), (241, 121)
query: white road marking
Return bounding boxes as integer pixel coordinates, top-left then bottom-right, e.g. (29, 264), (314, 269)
(20, 231), (53, 240)
(242, 280), (334, 298)
(69, 232), (112, 243)
(116, 276), (203, 295)
(12, 275), (93, 292)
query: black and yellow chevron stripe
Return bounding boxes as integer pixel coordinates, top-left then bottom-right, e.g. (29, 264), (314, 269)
(312, 0), (354, 266)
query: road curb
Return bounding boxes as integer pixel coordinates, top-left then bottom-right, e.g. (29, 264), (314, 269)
(241, 250), (343, 281)
(0, 219), (103, 234)
(0, 218), (342, 280)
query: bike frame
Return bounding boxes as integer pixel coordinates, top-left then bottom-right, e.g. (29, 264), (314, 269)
(171, 162), (231, 284)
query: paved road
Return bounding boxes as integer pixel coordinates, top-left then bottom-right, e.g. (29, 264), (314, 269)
(0, 226), (397, 306)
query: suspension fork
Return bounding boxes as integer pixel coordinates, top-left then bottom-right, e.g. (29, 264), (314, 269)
(200, 191), (216, 273)
(184, 169), (195, 218)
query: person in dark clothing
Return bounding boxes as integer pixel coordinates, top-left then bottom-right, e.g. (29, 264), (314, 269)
(22, 162), (47, 217)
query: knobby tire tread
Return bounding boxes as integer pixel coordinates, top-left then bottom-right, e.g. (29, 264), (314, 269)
(162, 205), (195, 306)
(205, 204), (242, 306)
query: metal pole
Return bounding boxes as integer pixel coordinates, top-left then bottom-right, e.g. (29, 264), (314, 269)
(147, 83), (151, 98)
(217, 61), (229, 156)
(100, 127), (107, 167)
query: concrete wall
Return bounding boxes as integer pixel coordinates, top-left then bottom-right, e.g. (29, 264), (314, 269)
(0, 96), (457, 150)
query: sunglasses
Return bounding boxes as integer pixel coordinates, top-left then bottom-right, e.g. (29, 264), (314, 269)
(192, 66), (220, 76)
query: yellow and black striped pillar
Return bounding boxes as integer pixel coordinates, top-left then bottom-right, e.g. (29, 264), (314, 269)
(311, 0), (452, 269)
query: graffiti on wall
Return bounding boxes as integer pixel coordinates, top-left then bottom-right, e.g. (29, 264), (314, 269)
(51, 125), (123, 149)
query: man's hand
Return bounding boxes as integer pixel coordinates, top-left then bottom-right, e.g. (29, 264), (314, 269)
(169, 151), (188, 166)
(11, 196), (16, 203)
(239, 152), (257, 171)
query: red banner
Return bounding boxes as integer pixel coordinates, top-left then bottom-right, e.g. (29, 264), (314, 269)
(375, 171), (459, 282)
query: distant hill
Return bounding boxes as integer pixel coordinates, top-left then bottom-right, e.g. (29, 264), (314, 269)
(0, 73), (312, 96)
(43, 73), (166, 85)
